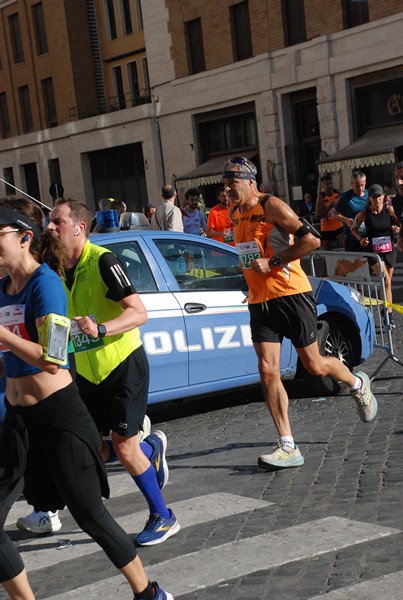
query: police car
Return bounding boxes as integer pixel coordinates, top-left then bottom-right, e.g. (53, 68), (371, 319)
(0, 229), (375, 418)
(90, 228), (375, 403)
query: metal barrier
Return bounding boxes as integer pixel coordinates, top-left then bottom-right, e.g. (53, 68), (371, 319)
(309, 249), (403, 380)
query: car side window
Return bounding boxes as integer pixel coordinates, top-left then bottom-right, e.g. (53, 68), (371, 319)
(155, 239), (246, 291)
(103, 241), (157, 292)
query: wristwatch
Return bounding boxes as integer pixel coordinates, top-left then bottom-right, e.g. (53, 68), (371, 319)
(97, 323), (107, 338)
(270, 256), (282, 268)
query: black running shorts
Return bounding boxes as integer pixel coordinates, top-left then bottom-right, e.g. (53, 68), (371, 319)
(249, 292), (318, 348)
(76, 345), (149, 437)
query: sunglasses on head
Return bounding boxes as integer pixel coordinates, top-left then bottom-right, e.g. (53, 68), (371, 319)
(228, 157), (254, 172)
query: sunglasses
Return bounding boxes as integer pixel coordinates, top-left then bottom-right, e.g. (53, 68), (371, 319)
(228, 157), (255, 173)
(0, 228), (20, 237)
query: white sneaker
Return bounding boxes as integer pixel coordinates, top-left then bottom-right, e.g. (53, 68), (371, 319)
(16, 510), (62, 534)
(351, 371), (378, 422)
(258, 440), (304, 471)
(140, 414), (151, 442)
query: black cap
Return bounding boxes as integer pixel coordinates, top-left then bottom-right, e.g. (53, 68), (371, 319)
(368, 184), (384, 197)
(0, 207), (35, 230)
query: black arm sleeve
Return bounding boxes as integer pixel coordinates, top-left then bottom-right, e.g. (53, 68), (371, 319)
(98, 252), (137, 302)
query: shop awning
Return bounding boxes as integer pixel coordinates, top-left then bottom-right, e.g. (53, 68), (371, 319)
(175, 151), (257, 188)
(317, 124), (403, 174)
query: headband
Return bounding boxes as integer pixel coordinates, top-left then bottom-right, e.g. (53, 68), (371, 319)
(222, 171), (256, 181)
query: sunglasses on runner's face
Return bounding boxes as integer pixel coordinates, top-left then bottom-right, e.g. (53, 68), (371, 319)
(0, 228), (20, 237)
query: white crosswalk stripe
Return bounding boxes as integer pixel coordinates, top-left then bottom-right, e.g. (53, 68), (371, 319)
(44, 516), (399, 599)
(5, 471), (151, 526)
(10, 493), (271, 572)
(3, 481), (402, 599)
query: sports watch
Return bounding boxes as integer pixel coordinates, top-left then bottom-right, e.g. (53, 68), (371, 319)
(97, 323), (107, 338)
(270, 256), (282, 268)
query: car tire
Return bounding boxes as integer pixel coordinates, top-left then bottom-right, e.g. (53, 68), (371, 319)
(300, 319), (354, 396)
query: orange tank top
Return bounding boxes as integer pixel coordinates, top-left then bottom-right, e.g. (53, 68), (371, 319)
(320, 192), (341, 232)
(232, 201), (312, 304)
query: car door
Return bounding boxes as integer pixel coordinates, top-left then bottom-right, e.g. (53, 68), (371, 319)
(151, 236), (294, 387)
(100, 237), (189, 399)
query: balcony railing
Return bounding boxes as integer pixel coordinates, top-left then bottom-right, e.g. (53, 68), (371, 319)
(69, 89), (152, 121)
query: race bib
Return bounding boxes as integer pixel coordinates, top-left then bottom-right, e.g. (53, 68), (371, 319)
(0, 305), (30, 352)
(235, 241), (261, 269)
(70, 315), (104, 353)
(372, 235), (392, 253)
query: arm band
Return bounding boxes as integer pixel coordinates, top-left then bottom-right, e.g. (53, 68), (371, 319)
(294, 217), (322, 239)
(37, 313), (71, 365)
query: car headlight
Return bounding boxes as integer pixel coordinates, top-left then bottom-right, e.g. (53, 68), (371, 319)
(348, 286), (365, 305)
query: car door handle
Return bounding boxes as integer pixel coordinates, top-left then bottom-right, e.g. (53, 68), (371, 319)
(184, 303), (207, 314)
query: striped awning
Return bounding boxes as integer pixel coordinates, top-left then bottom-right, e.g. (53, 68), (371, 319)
(317, 124), (403, 174)
(175, 151), (258, 189)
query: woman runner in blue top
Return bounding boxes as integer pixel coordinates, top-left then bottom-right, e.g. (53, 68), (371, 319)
(0, 198), (173, 600)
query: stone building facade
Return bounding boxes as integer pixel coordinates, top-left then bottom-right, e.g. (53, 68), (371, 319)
(0, 0), (402, 212)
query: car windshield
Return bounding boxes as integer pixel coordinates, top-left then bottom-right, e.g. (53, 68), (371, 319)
(154, 238), (246, 291)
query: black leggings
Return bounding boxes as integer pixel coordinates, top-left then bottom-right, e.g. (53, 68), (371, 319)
(0, 478), (25, 583)
(6, 384), (137, 571)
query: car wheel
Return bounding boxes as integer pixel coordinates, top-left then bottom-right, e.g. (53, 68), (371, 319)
(301, 319), (353, 396)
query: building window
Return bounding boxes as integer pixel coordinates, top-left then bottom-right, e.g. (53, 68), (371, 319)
(48, 158), (63, 199)
(0, 93), (11, 138)
(112, 66), (125, 108)
(105, 0), (117, 40)
(198, 111), (257, 157)
(3, 167), (15, 195)
(9, 13), (24, 64)
(88, 142), (147, 211)
(127, 61), (140, 102)
(282, 0), (306, 46)
(343, 0), (369, 29)
(135, 0), (143, 30)
(41, 77), (57, 127)
(185, 18), (205, 75)
(120, 0), (133, 34)
(18, 85), (33, 133)
(142, 57), (150, 96)
(48, 158), (61, 183)
(32, 2), (48, 55)
(230, 1), (252, 62)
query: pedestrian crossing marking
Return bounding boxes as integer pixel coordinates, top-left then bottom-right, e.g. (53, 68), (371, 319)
(307, 569), (403, 599)
(44, 516), (399, 599)
(13, 493), (271, 571)
(6, 470), (149, 525)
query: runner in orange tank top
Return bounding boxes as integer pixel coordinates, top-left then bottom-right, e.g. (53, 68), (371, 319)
(222, 157), (378, 472)
(315, 174), (344, 250)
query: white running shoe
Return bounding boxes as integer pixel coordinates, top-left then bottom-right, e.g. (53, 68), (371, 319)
(258, 440), (304, 471)
(140, 414), (151, 442)
(351, 371), (378, 422)
(16, 510), (62, 534)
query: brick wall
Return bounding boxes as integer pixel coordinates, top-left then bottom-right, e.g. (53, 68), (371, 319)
(165, 0), (403, 78)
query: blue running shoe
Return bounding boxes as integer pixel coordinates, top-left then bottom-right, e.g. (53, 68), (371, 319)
(144, 430), (169, 489)
(135, 509), (180, 546)
(135, 581), (174, 600)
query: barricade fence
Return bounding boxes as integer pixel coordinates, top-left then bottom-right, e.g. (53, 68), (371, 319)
(309, 249), (403, 380)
